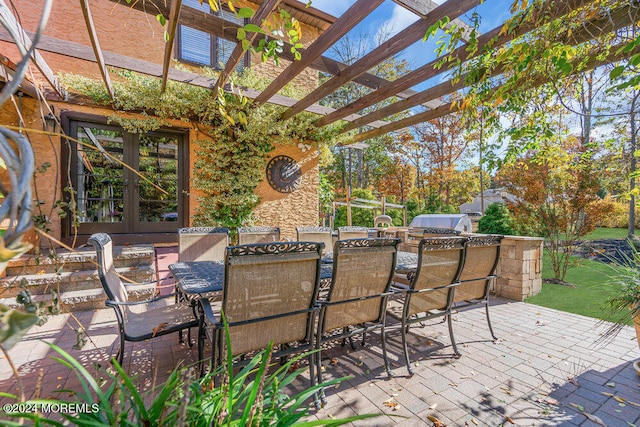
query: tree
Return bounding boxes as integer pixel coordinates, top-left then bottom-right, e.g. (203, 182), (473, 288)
(374, 156), (416, 203)
(497, 138), (613, 282)
(412, 113), (470, 206)
(478, 203), (516, 235)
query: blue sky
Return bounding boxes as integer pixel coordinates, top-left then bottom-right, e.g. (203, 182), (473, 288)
(300, 0), (514, 92)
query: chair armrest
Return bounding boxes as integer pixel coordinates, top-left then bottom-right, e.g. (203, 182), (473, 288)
(411, 282), (460, 294)
(199, 298), (221, 326)
(105, 292), (181, 307)
(391, 283), (410, 293)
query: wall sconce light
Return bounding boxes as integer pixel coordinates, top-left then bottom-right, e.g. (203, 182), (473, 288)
(43, 105), (57, 133)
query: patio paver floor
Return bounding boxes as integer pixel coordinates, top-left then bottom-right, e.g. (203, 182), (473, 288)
(1, 298), (638, 426)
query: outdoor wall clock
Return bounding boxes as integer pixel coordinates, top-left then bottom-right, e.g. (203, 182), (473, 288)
(266, 155), (302, 193)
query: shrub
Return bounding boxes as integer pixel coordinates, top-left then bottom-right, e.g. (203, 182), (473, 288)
(1, 341), (377, 426)
(478, 203), (516, 235)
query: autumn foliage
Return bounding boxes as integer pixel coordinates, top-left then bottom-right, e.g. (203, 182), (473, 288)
(497, 138), (614, 281)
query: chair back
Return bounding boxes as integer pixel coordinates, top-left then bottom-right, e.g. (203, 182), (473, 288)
(337, 226), (369, 240)
(88, 233), (128, 303)
(179, 227), (229, 262)
(407, 237), (467, 316)
(322, 238), (400, 333)
(297, 226), (333, 254)
(223, 241), (322, 355)
(422, 227), (461, 237)
(456, 235), (503, 302)
(238, 226), (280, 245)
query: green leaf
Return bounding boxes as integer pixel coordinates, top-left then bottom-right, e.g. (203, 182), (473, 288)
(244, 24), (265, 34)
(237, 7), (254, 18)
(237, 27), (246, 40)
(156, 13), (166, 26)
(610, 65), (625, 80)
(0, 305), (38, 350)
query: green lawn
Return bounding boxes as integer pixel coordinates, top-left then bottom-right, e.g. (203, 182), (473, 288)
(525, 251), (632, 324)
(582, 227), (638, 240)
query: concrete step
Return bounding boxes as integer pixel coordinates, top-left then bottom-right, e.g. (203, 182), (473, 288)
(5, 245), (155, 276)
(0, 283), (157, 312)
(0, 265), (155, 299)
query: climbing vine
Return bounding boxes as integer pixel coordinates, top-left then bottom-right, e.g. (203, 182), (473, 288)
(59, 68), (342, 228)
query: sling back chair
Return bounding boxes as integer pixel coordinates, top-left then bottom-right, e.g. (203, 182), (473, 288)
(316, 238), (400, 405)
(387, 237), (467, 376)
(296, 226), (333, 255)
(237, 226), (280, 244)
(454, 234), (503, 340)
(198, 241), (323, 387)
(178, 227), (229, 262)
(88, 233), (198, 365)
(337, 225), (370, 240)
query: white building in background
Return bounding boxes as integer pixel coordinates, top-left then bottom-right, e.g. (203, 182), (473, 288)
(459, 189), (516, 215)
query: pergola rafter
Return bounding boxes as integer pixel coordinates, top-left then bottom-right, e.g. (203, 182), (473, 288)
(254, 0), (383, 105)
(280, 0), (482, 120)
(352, 37), (640, 143)
(317, 0), (595, 129)
(4, 0), (638, 145)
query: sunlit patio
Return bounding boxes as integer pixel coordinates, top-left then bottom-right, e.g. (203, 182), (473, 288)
(1, 297), (638, 426)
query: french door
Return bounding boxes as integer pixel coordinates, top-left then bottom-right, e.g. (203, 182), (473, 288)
(68, 120), (187, 237)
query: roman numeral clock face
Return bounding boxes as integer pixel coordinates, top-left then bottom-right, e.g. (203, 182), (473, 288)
(266, 155), (302, 193)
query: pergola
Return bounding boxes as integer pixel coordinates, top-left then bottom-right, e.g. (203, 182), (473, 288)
(1, 0), (639, 142)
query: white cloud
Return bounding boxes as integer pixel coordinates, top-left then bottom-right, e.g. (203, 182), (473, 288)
(380, 4), (419, 38)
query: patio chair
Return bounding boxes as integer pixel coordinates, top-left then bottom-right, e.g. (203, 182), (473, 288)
(178, 227), (229, 262)
(198, 241), (323, 386)
(406, 227), (461, 247)
(316, 237), (400, 404)
(387, 237), (467, 376)
(237, 226), (280, 244)
(454, 235), (503, 340)
(296, 226), (333, 254)
(337, 225), (369, 240)
(88, 233), (198, 365)
(421, 227), (462, 237)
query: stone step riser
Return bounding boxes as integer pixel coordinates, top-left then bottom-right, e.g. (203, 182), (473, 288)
(0, 268), (155, 299)
(0, 285), (156, 312)
(5, 256), (154, 276)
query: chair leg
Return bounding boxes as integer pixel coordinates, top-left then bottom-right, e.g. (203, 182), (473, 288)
(316, 338), (327, 406)
(381, 323), (391, 378)
(401, 318), (413, 377)
(116, 332), (124, 366)
(447, 314), (461, 358)
(485, 301), (497, 340)
(361, 332), (366, 347)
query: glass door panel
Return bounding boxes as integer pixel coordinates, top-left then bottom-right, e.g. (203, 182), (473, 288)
(75, 126), (127, 234)
(136, 134), (180, 232)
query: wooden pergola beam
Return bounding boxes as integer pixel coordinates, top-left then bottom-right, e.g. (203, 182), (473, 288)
(316, 0), (595, 128)
(353, 39), (640, 142)
(80, 0), (114, 99)
(0, 0), (66, 99)
(161, 0), (182, 93)
(254, 0), (383, 105)
(393, 0), (474, 41)
(280, 0), (482, 120)
(109, 0), (397, 94)
(0, 29), (388, 128)
(0, 53), (38, 98)
(212, 0), (282, 95)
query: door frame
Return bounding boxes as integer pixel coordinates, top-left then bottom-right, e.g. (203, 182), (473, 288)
(60, 111), (190, 245)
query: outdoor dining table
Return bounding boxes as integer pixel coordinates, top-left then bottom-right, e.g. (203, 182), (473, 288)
(170, 251), (419, 297)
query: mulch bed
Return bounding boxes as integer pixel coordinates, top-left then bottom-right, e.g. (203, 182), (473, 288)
(570, 238), (635, 265)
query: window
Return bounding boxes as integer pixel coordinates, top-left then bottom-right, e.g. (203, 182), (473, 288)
(177, 0), (249, 71)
